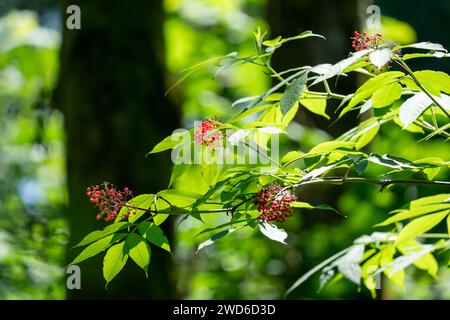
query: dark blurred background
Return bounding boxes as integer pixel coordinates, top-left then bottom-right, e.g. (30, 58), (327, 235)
(0, 0), (449, 299)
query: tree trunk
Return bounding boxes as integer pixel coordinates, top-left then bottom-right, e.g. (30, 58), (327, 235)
(55, 0), (178, 299)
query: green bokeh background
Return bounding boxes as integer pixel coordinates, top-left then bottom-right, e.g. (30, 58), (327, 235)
(0, 0), (449, 299)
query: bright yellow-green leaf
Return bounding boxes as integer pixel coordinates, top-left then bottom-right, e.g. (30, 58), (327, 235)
(395, 211), (449, 245)
(282, 150), (305, 164)
(103, 241), (128, 286)
(414, 70), (450, 96)
(138, 222), (171, 253)
(309, 141), (355, 154)
(291, 201), (314, 209)
(299, 96), (329, 119)
(376, 203), (450, 227)
(397, 239), (439, 277)
(371, 82), (402, 107)
(126, 233), (151, 275)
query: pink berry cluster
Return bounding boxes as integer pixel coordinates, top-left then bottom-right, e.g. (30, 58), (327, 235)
(86, 182), (132, 222)
(351, 31), (384, 51)
(254, 183), (297, 223)
(194, 118), (224, 151)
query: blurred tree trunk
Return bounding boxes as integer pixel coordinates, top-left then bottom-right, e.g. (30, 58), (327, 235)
(55, 0), (178, 299)
(267, 0), (363, 135)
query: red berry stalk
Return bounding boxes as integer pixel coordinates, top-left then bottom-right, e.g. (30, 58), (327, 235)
(86, 182), (133, 222)
(254, 183), (297, 223)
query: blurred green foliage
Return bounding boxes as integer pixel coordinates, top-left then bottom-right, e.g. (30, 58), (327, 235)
(0, 1), (449, 300)
(0, 10), (67, 299)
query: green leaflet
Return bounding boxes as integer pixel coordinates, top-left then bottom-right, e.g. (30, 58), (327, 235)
(339, 71), (404, 117)
(394, 211), (449, 245)
(138, 221), (171, 253)
(126, 233), (151, 275)
(280, 73), (308, 114)
(73, 222), (131, 248)
(376, 203), (450, 227)
(299, 96), (329, 119)
(103, 241), (129, 287)
(70, 233), (127, 265)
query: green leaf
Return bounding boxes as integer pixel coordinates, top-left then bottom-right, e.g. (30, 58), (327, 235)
(340, 71), (404, 117)
(282, 150), (305, 165)
(73, 222), (131, 248)
(103, 241), (129, 287)
(397, 239), (438, 277)
(126, 194), (154, 223)
(395, 211), (449, 245)
(379, 246), (404, 289)
(368, 153), (418, 169)
(309, 141), (355, 154)
(291, 201), (314, 209)
(147, 131), (189, 155)
(138, 222), (171, 253)
(280, 73), (308, 114)
(368, 48), (392, 69)
(376, 203), (450, 227)
(126, 233), (151, 275)
(335, 244), (365, 285)
(262, 36), (282, 47)
(398, 92), (433, 128)
(70, 233), (127, 265)
(413, 70), (450, 96)
(299, 96), (329, 119)
(448, 215), (450, 236)
(291, 201), (341, 215)
(398, 42), (447, 52)
(311, 49), (371, 86)
(258, 221), (287, 244)
(409, 194), (450, 208)
(280, 31), (325, 44)
(169, 163), (191, 187)
(285, 247), (352, 297)
(371, 82), (402, 107)
(197, 228), (238, 253)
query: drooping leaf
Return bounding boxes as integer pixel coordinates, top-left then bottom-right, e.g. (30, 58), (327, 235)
(335, 244), (365, 285)
(299, 96), (329, 119)
(126, 233), (151, 275)
(258, 221), (288, 244)
(103, 241), (129, 286)
(280, 73), (308, 114)
(197, 228), (237, 253)
(138, 221), (171, 253)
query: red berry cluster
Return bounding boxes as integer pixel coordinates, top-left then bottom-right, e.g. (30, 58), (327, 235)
(351, 31), (383, 52)
(86, 182), (133, 222)
(194, 118), (224, 151)
(254, 183), (297, 223)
